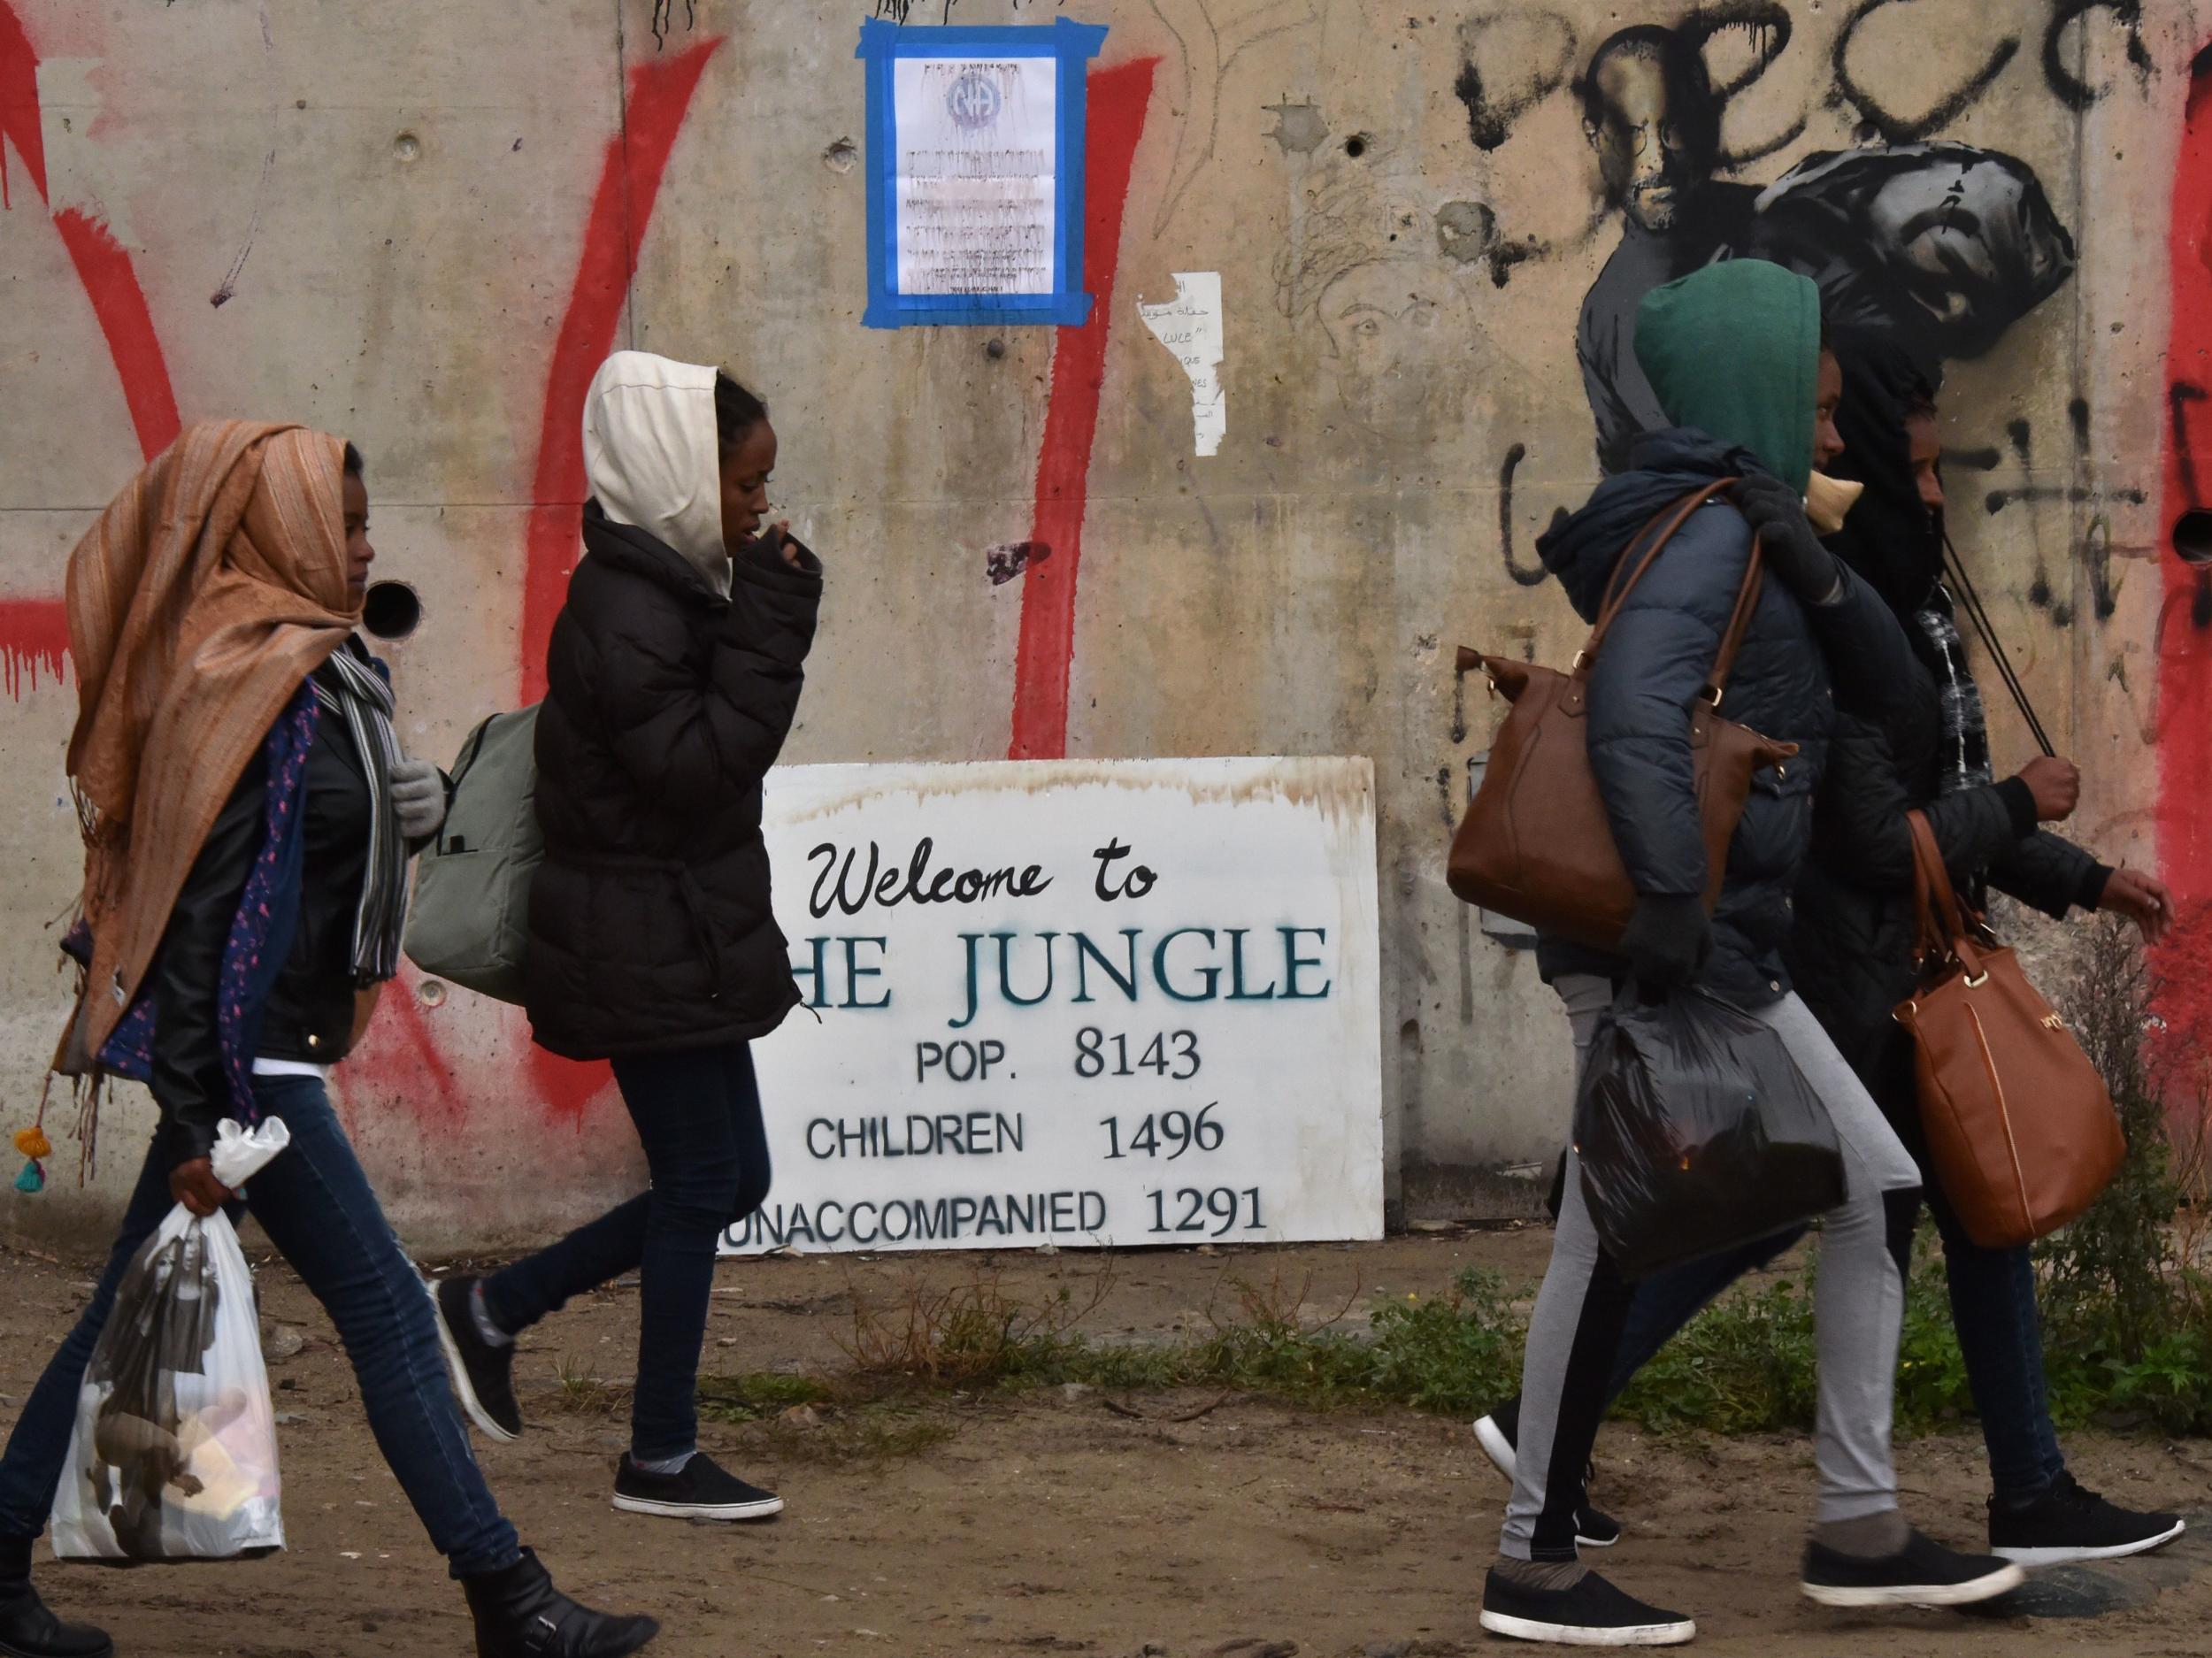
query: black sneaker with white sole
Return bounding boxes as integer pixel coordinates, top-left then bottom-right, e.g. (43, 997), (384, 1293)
(1479, 1569), (1695, 1647)
(613, 1453), (784, 1522)
(430, 1276), (522, 1442)
(1988, 1471), (2185, 1565)
(1474, 1400), (1623, 1550)
(1800, 1530), (2024, 1610)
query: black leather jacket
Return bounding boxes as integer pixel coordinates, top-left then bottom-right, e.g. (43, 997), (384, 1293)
(150, 656), (377, 1169)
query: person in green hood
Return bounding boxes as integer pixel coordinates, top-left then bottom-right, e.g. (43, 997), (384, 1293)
(1477, 263), (2024, 1647)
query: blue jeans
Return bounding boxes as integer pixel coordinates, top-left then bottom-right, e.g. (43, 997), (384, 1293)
(482, 1044), (770, 1463)
(1606, 1173), (2064, 1501)
(0, 1075), (519, 1575)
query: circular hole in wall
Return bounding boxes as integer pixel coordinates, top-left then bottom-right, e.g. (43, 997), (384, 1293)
(1344, 134), (1371, 158)
(393, 132), (423, 164)
(363, 580), (423, 640)
(418, 979), (448, 1009)
(2173, 510), (2212, 566)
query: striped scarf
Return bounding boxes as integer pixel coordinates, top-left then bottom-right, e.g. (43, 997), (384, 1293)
(314, 649), (407, 984)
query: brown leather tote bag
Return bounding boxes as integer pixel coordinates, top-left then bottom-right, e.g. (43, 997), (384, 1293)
(1447, 480), (1799, 951)
(1893, 810), (2123, 1248)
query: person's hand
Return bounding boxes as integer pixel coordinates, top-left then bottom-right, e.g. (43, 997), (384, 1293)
(169, 1157), (234, 1218)
(1617, 894), (1713, 994)
(1736, 474), (1841, 605)
(391, 756), (447, 841)
(2016, 756), (2081, 824)
(2101, 865), (2175, 946)
(755, 521), (803, 571)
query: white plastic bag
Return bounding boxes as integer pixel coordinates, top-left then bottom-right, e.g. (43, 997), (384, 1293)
(51, 1118), (290, 1562)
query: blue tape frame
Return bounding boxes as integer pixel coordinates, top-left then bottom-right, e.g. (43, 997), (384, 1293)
(858, 17), (1107, 328)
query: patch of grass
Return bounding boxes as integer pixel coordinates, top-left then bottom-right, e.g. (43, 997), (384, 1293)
(695, 1371), (837, 1424)
(547, 1355), (629, 1416)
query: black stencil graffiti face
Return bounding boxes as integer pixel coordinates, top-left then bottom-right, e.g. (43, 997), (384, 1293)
(1581, 30), (1722, 234)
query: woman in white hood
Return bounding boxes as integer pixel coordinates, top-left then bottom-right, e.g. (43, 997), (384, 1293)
(434, 351), (824, 1524)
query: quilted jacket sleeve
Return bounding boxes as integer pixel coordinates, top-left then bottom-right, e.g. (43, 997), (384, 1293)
(580, 536), (824, 808)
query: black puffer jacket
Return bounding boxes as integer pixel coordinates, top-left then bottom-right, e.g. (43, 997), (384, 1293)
(1786, 644), (2104, 1085)
(526, 505), (823, 1060)
(1534, 429), (1918, 1006)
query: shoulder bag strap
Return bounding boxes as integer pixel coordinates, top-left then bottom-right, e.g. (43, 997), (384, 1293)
(1906, 809), (1987, 978)
(1700, 533), (1766, 708)
(1574, 479), (1738, 681)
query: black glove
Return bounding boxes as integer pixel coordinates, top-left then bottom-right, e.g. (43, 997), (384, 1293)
(1736, 474), (1841, 606)
(1617, 894), (1713, 994)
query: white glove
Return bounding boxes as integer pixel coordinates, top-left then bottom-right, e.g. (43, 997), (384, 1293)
(391, 756), (448, 841)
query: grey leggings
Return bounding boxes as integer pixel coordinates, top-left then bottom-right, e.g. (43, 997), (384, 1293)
(1502, 976), (1924, 1562)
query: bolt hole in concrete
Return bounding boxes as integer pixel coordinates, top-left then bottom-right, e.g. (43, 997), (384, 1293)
(2173, 509), (2212, 565)
(418, 979), (448, 1009)
(986, 337), (1006, 360)
(1343, 134), (1370, 158)
(362, 580), (422, 641)
(392, 132), (422, 163)
(822, 136), (857, 174)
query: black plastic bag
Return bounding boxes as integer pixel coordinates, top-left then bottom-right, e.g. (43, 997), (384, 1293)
(1573, 988), (1847, 1278)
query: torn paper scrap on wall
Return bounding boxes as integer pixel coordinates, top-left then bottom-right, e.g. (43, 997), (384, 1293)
(1139, 272), (1226, 457)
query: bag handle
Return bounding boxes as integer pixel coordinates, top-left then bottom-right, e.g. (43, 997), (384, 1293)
(1574, 480), (1765, 714)
(1583, 480), (1736, 662)
(1906, 809), (1989, 980)
(1701, 535), (1768, 708)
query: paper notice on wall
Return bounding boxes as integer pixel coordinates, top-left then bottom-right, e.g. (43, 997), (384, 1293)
(1139, 272), (1227, 457)
(894, 57), (1059, 296)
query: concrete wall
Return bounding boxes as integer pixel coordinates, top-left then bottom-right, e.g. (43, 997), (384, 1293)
(0, 0), (2199, 1249)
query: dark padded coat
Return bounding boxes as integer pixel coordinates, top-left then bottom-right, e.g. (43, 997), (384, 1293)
(1534, 429), (1919, 1006)
(526, 503), (823, 1061)
(1785, 647), (2104, 1086)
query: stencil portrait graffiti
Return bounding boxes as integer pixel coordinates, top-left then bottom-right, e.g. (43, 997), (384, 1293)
(1574, 24), (1760, 474)
(1543, 17), (2081, 473)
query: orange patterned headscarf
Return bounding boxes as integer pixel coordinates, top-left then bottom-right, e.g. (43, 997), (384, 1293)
(63, 421), (360, 1063)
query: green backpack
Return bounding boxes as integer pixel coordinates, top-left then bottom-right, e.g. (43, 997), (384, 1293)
(403, 706), (542, 1004)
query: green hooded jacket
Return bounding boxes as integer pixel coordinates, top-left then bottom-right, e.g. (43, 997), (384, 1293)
(1632, 259), (1822, 495)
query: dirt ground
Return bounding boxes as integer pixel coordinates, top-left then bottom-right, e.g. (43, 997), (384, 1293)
(9, 1225), (2210, 1658)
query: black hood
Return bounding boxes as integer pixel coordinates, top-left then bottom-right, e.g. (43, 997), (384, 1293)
(1825, 330), (1943, 625)
(1537, 427), (1763, 622)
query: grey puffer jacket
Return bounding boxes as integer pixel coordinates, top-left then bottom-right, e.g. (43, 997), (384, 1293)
(1533, 429), (1919, 1007)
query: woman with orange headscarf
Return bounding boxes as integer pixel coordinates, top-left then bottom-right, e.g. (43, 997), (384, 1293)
(0, 425), (659, 1658)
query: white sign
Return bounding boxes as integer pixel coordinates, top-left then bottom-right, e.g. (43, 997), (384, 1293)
(1139, 272), (1228, 457)
(894, 56), (1058, 297)
(725, 757), (1385, 1255)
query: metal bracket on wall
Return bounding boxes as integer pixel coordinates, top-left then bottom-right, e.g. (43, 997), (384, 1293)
(1467, 752), (1537, 952)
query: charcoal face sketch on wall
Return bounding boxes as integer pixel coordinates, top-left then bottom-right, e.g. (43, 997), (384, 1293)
(1556, 19), (2080, 474)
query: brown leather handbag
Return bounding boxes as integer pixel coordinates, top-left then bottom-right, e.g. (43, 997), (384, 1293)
(1893, 810), (2123, 1248)
(1447, 480), (1799, 951)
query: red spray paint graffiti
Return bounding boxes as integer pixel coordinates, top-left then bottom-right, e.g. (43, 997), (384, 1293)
(516, 35), (722, 1120)
(1007, 58), (1159, 761)
(519, 36), (721, 709)
(0, 598), (66, 697)
(2153, 42), (2212, 1070)
(0, 2), (180, 698)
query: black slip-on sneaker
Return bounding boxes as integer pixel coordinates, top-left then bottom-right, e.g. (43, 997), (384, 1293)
(430, 1276), (522, 1442)
(1474, 1401), (1622, 1549)
(1989, 1471), (2186, 1565)
(1800, 1530), (2024, 1610)
(1479, 1569), (1695, 1647)
(612, 1453), (784, 1522)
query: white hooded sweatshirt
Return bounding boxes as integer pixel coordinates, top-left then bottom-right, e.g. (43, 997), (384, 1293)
(582, 350), (730, 595)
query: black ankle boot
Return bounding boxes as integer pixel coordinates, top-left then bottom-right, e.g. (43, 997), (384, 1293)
(463, 1549), (658, 1658)
(0, 1537), (112, 1658)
